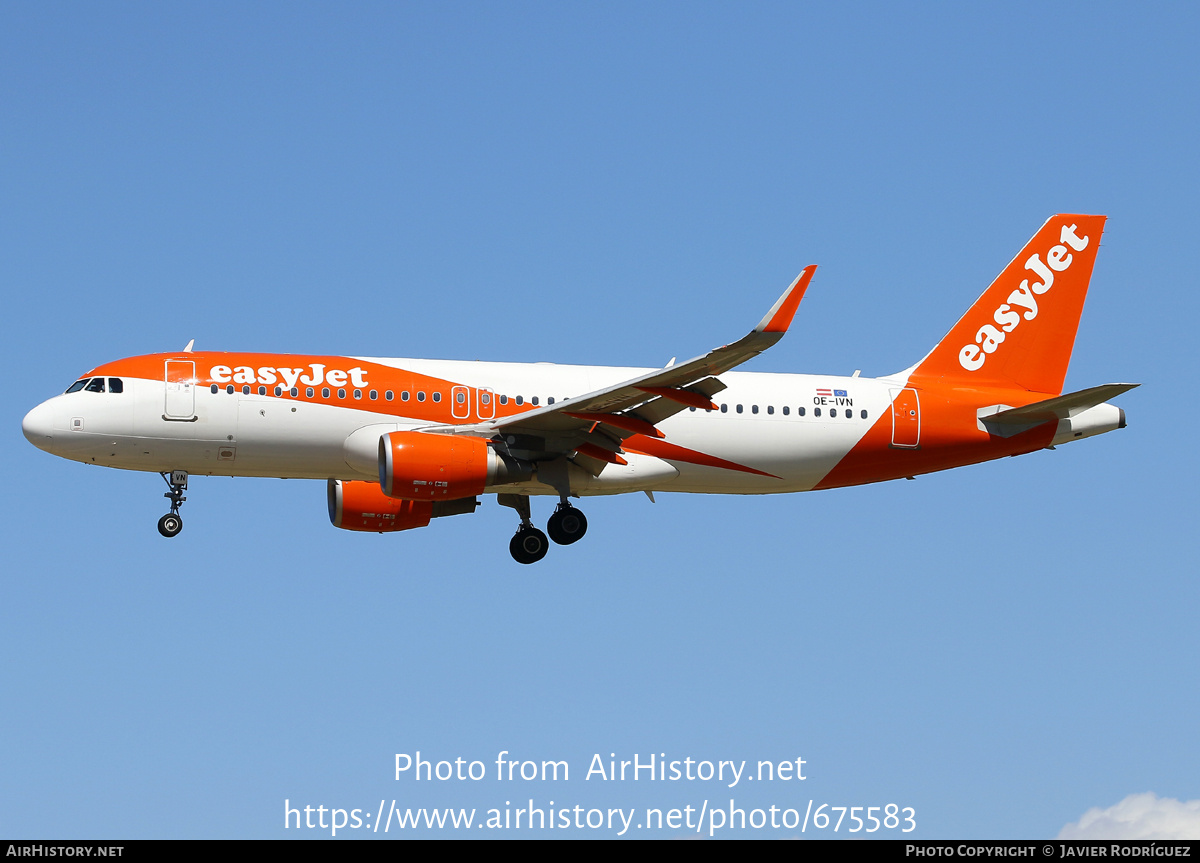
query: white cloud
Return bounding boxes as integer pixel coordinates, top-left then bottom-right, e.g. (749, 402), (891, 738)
(1058, 792), (1200, 840)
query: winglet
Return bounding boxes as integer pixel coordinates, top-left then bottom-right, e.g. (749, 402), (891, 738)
(755, 265), (816, 334)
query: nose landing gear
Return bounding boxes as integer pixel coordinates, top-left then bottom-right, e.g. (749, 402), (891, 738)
(158, 470), (188, 538)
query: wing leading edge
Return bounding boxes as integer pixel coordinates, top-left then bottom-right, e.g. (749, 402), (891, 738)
(426, 266), (816, 474)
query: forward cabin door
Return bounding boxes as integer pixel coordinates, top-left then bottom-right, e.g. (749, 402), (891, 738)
(889, 387), (920, 448)
(164, 360), (197, 421)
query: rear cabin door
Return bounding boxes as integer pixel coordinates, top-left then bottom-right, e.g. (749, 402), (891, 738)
(164, 360), (197, 420)
(889, 387), (920, 448)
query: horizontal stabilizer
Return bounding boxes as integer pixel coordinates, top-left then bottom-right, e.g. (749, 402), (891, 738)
(978, 383), (1138, 437)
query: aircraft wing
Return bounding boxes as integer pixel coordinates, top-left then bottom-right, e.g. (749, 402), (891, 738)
(431, 266), (816, 473)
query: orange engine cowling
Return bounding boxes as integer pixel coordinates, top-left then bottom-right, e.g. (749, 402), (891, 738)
(378, 431), (492, 500)
(328, 479), (433, 532)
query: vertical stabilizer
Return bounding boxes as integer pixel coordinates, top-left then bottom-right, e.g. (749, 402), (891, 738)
(910, 214), (1106, 395)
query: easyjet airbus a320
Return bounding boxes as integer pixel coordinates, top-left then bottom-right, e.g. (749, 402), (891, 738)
(23, 215), (1135, 563)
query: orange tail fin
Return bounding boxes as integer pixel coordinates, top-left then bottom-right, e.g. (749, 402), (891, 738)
(910, 214), (1106, 395)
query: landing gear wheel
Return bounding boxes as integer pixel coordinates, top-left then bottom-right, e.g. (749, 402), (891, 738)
(547, 505), (588, 545)
(158, 471), (188, 538)
(509, 527), (549, 564)
(157, 513), (183, 538)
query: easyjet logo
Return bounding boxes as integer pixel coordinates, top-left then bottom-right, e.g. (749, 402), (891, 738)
(958, 224), (1090, 372)
(208, 363), (369, 389)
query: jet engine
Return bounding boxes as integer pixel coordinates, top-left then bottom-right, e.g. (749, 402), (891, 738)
(378, 431), (529, 500)
(327, 479), (434, 532)
(328, 478), (483, 533)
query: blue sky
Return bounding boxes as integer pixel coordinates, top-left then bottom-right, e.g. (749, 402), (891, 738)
(3, 2), (1197, 839)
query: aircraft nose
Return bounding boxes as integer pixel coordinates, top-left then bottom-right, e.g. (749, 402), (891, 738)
(22, 401), (56, 450)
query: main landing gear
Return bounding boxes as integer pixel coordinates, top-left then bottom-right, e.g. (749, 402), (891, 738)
(499, 493), (589, 564)
(158, 470), (188, 538)
(547, 502), (587, 545)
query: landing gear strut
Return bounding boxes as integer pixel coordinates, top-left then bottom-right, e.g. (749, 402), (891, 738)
(158, 470), (187, 538)
(499, 493), (548, 564)
(498, 493), (589, 563)
(547, 502), (587, 545)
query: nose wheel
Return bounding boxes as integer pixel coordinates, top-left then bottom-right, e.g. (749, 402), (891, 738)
(158, 470), (188, 538)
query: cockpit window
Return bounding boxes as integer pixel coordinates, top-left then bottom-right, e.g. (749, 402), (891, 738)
(65, 379), (89, 394)
(84, 378), (106, 393)
(108, 378), (124, 393)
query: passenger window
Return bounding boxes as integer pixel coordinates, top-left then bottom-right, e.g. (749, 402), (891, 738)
(353, 389), (362, 400)
(210, 384), (219, 394)
(782, 406), (790, 415)
(417, 391), (426, 402)
(369, 390), (378, 400)
(258, 386), (266, 396)
(736, 404), (743, 413)
(455, 391), (465, 404)
(274, 387), (283, 396)
(814, 407), (821, 417)
(515, 396), (523, 405)
(227, 385), (235, 394)
(65, 379), (88, 394)
(290, 387), (299, 397)
(845, 409), (852, 418)
(548, 397), (555, 405)
(532, 396), (539, 406)
(86, 378), (106, 393)
(432, 392), (441, 403)
(108, 378), (124, 393)
(401, 391), (410, 401)
(767, 405), (774, 415)
(499, 395), (508, 405)
(322, 387), (330, 398)
(720, 404), (727, 413)
(798, 407), (806, 416)
(861, 410), (868, 419)
(752, 405), (759, 414)
(338, 388), (346, 399)
(385, 390), (394, 401)
(689, 406), (696, 412)
(243, 385), (251, 395)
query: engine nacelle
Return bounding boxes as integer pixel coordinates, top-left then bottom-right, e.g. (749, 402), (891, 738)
(379, 431), (530, 500)
(328, 479), (433, 532)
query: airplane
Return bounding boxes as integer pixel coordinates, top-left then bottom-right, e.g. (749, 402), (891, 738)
(22, 214), (1136, 563)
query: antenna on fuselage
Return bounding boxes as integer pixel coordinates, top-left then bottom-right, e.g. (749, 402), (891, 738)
(183, 339), (194, 352)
